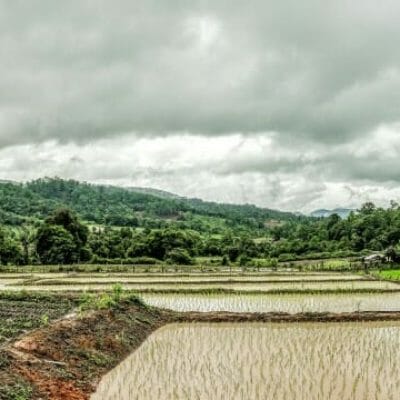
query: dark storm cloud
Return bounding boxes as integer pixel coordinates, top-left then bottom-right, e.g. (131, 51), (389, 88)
(1, 0), (400, 211)
(1, 0), (400, 148)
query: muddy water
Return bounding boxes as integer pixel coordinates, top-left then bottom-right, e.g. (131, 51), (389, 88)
(141, 292), (400, 313)
(5, 279), (399, 292)
(92, 322), (400, 400)
(32, 273), (367, 283)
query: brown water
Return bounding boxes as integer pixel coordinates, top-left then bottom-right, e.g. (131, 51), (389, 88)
(5, 279), (398, 292)
(92, 321), (400, 400)
(33, 273), (366, 283)
(141, 291), (400, 313)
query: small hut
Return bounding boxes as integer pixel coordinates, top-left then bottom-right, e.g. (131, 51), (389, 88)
(362, 253), (385, 268)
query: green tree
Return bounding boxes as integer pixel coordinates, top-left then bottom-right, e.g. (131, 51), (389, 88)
(0, 226), (23, 265)
(36, 225), (77, 264)
(165, 248), (194, 265)
(36, 209), (90, 264)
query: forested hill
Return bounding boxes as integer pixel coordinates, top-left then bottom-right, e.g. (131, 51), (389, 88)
(2, 178), (400, 266)
(0, 178), (300, 229)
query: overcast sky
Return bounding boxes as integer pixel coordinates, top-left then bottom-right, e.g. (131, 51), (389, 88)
(1, 1), (400, 212)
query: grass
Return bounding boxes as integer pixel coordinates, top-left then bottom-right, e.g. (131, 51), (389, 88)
(0, 256), (367, 274)
(0, 379), (33, 400)
(0, 292), (79, 400)
(16, 287), (397, 295)
(297, 258), (363, 271)
(0, 292), (78, 346)
(376, 270), (400, 281)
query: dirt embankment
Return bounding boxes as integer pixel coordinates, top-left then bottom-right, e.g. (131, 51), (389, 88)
(6, 301), (400, 400)
(6, 299), (169, 400)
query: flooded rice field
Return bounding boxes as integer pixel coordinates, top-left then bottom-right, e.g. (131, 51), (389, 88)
(141, 292), (400, 313)
(30, 273), (367, 283)
(0, 271), (365, 280)
(4, 279), (398, 292)
(92, 322), (400, 400)
(0, 271), (395, 294)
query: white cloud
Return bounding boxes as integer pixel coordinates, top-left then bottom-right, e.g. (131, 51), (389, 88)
(1, 1), (400, 211)
(1, 127), (400, 212)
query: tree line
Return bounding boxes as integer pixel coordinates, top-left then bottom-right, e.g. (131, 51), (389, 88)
(1, 201), (400, 266)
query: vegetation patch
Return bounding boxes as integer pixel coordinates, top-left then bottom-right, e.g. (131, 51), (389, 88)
(0, 292), (79, 400)
(0, 375), (33, 400)
(376, 269), (400, 281)
(1, 178), (400, 272)
(0, 292), (78, 347)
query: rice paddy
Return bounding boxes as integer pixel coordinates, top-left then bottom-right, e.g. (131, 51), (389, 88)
(1, 272), (396, 294)
(26, 273), (368, 283)
(141, 292), (400, 313)
(92, 322), (400, 400)
(4, 281), (399, 295)
(2, 268), (400, 399)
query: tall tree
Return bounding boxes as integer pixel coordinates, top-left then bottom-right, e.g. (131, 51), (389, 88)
(36, 208), (90, 264)
(0, 226), (23, 265)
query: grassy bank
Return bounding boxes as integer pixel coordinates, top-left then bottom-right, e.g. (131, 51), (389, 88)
(0, 257), (366, 274)
(5, 286), (400, 296)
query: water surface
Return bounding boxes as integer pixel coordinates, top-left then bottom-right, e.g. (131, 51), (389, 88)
(92, 322), (400, 400)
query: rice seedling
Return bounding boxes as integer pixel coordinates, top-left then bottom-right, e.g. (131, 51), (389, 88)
(5, 279), (399, 293)
(141, 292), (400, 313)
(92, 322), (400, 400)
(26, 273), (368, 284)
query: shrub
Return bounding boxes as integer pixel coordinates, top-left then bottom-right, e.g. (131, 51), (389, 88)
(165, 248), (194, 265)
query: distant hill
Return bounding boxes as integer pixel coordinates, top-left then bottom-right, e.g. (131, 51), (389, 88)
(127, 186), (182, 200)
(310, 208), (355, 219)
(0, 178), (303, 230)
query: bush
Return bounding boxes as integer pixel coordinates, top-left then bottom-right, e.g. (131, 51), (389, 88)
(239, 254), (250, 266)
(165, 248), (194, 265)
(89, 256), (160, 265)
(251, 258), (278, 269)
(79, 285), (124, 311)
(130, 257), (159, 265)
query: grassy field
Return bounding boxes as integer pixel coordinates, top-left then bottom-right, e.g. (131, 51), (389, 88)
(377, 269), (400, 280)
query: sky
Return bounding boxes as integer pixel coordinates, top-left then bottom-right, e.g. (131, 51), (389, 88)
(1, 0), (400, 213)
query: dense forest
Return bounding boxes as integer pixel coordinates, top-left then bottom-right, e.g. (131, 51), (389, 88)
(1, 178), (400, 266)
(0, 178), (298, 230)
